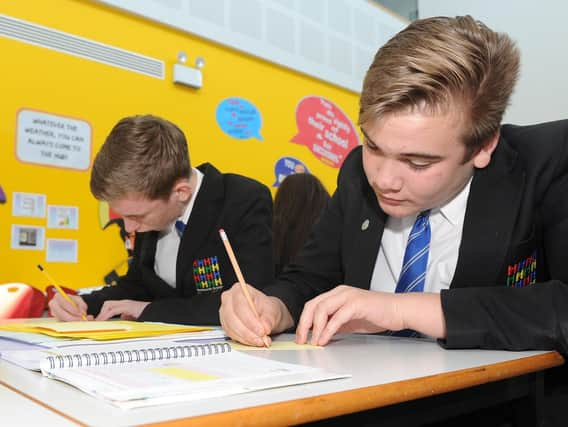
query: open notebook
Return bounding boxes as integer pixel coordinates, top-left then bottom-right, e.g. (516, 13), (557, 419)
(35, 341), (349, 409)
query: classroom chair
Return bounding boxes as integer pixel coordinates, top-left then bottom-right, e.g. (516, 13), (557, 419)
(0, 283), (46, 319)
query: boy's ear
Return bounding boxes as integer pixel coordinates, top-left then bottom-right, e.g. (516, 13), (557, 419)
(172, 179), (192, 203)
(473, 131), (500, 169)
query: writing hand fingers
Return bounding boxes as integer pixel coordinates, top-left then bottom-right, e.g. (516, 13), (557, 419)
(315, 302), (357, 345)
(295, 298), (316, 344)
(220, 286), (267, 346)
(309, 291), (351, 345)
(49, 294), (84, 321)
(297, 286), (361, 346)
(96, 301), (124, 321)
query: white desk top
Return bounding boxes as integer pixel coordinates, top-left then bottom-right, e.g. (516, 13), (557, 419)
(0, 383), (79, 426)
(0, 333), (559, 426)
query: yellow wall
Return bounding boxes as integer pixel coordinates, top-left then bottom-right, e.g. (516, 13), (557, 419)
(0, 0), (360, 290)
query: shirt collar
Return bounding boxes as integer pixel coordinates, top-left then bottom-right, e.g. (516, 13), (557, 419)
(435, 176), (472, 226)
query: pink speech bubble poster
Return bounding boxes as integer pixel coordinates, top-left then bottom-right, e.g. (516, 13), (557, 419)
(291, 96), (360, 168)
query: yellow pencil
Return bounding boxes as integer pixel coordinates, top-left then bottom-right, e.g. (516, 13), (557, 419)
(219, 229), (270, 348)
(37, 264), (87, 321)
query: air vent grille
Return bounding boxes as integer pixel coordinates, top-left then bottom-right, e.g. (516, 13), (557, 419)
(0, 14), (164, 79)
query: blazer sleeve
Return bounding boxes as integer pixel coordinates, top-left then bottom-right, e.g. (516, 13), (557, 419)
(263, 188), (346, 323)
(223, 182), (274, 289)
(136, 293), (226, 325)
(539, 143), (568, 284)
(441, 122), (568, 355)
(440, 280), (568, 356)
(82, 228), (182, 317)
(81, 257), (154, 316)
(136, 180), (274, 325)
(263, 148), (367, 323)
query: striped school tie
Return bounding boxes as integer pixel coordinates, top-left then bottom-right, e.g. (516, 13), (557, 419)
(392, 210), (430, 337)
(174, 220), (185, 238)
(395, 210), (431, 293)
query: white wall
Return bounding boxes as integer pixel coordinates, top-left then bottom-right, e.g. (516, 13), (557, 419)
(96, 0), (406, 93)
(419, 0), (567, 125)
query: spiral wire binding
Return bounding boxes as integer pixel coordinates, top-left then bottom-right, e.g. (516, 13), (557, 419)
(44, 342), (231, 370)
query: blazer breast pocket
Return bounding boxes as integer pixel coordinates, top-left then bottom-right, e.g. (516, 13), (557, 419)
(505, 227), (537, 288)
(192, 256), (224, 293)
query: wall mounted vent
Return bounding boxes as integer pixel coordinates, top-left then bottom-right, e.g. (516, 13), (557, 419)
(0, 14), (164, 79)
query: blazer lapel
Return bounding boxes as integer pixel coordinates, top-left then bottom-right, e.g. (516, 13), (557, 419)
(138, 231), (159, 267)
(345, 181), (387, 289)
(135, 231), (178, 297)
(451, 138), (525, 288)
(338, 148), (386, 289)
(176, 164), (223, 292)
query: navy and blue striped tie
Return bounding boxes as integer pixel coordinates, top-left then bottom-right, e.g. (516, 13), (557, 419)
(396, 210), (431, 293)
(392, 210), (430, 337)
(174, 220), (185, 238)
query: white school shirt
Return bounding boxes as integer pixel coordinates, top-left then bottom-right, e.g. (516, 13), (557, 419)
(370, 178), (471, 294)
(154, 168), (204, 288)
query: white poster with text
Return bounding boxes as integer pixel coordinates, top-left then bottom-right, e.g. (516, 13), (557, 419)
(16, 109), (92, 170)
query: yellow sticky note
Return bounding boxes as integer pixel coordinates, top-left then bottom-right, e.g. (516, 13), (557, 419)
(150, 367), (219, 381)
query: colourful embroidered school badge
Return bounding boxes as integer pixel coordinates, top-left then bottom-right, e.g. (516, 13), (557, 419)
(506, 251), (537, 288)
(192, 256), (223, 292)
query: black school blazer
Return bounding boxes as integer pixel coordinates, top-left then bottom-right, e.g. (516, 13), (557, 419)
(83, 163), (274, 325)
(264, 120), (568, 347)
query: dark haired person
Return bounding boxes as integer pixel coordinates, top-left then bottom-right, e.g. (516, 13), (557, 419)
(49, 114), (274, 324)
(273, 173), (330, 276)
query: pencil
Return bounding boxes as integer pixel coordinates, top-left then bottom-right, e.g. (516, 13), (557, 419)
(37, 264), (87, 321)
(219, 229), (270, 347)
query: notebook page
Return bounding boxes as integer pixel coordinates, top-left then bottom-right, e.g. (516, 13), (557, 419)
(40, 349), (349, 408)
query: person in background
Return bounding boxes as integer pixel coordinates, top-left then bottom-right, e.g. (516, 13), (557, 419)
(219, 15), (568, 353)
(49, 114), (274, 324)
(273, 173), (330, 277)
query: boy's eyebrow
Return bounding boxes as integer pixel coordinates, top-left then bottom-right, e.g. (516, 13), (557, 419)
(359, 127), (444, 161)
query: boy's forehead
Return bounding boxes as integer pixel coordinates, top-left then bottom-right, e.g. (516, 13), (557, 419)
(362, 110), (467, 156)
(109, 194), (162, 215)
(366, 106), (464, 133)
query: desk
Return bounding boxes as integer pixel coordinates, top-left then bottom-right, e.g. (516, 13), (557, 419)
(0, 383), (78, 426)
(0, 334), (563, 426)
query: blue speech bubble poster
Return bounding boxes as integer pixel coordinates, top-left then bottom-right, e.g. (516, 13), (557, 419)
(273, 157), (310, 187)
(216, 97), (263, 141)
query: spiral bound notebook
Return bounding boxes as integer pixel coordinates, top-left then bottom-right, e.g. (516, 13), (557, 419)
(34, 341), (349, 409)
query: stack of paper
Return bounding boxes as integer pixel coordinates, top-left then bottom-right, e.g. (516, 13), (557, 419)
(0, 320), (210, 340)
(0, 320), (349, 410)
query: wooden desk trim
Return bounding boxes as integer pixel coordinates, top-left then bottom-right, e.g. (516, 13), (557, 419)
(143, 351), (564, 427)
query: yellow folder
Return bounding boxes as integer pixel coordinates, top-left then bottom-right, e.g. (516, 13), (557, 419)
(0, 320), (210, 340)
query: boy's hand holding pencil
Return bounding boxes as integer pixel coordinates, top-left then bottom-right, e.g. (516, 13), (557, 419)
(219, 229), (294, 347)
(38, 264), (90, 321)
(219, 229), (270, 347)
